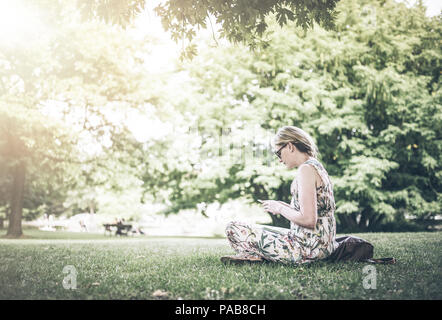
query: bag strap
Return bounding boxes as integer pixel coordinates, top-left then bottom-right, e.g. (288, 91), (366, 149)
(365, 257), (396, 264)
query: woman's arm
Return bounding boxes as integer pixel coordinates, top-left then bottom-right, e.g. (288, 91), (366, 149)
(261, 164), (318, 229)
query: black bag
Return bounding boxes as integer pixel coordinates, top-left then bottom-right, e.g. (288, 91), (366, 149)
(326, 235), (396, 264)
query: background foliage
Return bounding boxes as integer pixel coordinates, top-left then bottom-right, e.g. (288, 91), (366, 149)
(0, 0), (440, 235)
(141, 0), (441, 231)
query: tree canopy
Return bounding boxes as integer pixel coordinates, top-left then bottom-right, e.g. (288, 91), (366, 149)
(0, 1), (159, 237)
(78, 0), (340, 58)
(137, 0), (441, 230)
(0, 0), (440, 237)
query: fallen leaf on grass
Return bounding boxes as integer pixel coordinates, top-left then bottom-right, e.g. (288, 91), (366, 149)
(220, 287), (235, 294)
(152, 289), (169, 299)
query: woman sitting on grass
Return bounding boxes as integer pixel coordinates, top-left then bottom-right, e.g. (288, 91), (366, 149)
(222, 126), (339, 265)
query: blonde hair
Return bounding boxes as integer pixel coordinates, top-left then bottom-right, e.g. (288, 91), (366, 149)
(274, 126), (319, 159)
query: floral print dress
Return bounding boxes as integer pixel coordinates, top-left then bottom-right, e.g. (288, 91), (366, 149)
(225, 158), (339, 265)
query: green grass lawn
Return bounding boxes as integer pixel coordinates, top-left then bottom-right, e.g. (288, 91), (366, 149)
(0, 229), (441, 300)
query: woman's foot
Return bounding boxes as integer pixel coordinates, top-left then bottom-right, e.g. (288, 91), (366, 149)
(220, 253), (263, 264)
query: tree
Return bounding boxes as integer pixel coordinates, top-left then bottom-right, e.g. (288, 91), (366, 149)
(0, 1), (154, 237)
(137, 34), (296, 226)
(139, 0), (441, 231)
(0, 2), (77, 236)
(77, 0), (340, 59)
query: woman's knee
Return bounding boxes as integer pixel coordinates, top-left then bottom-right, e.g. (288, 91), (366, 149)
(225, 220), (239, 236)
(226, 220), (244, 229)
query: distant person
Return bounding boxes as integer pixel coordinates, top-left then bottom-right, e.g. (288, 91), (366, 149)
(79, 220), (87, 232)
(221, 126), (339, 265)
(115, 218), (123, 236)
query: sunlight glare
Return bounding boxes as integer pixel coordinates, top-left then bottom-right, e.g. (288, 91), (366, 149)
(126, 108), (173, 143)
(0, 0), (43, 45)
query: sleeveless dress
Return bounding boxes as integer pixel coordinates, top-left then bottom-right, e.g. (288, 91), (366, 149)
(225, 158), (339, 265)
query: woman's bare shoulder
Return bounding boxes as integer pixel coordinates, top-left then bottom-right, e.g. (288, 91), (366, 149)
(298, 163), (323, 188)
(298, 163), (316, 175)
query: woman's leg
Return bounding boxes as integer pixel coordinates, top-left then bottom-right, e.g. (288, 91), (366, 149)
(225, 221), (262, 258)
(225, 221), (298, 263)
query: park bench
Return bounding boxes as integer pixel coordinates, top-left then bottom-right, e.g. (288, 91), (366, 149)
(103, 223), (133, 236)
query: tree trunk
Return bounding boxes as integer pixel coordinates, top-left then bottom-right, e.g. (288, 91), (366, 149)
(371, 213), (385, 230)
(359, 211), (368, 231)
(6, 160), (26, 238)
(340, 212), (358, 231)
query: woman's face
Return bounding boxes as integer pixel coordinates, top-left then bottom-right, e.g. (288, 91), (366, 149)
(276, 142), (309, 169)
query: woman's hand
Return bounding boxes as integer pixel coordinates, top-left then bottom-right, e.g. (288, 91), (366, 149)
(259, 196), (316, 230)
(259, 200), (282, 216)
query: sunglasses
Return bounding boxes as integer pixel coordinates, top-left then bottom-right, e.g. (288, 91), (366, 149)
(274, 143), (288, 159)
